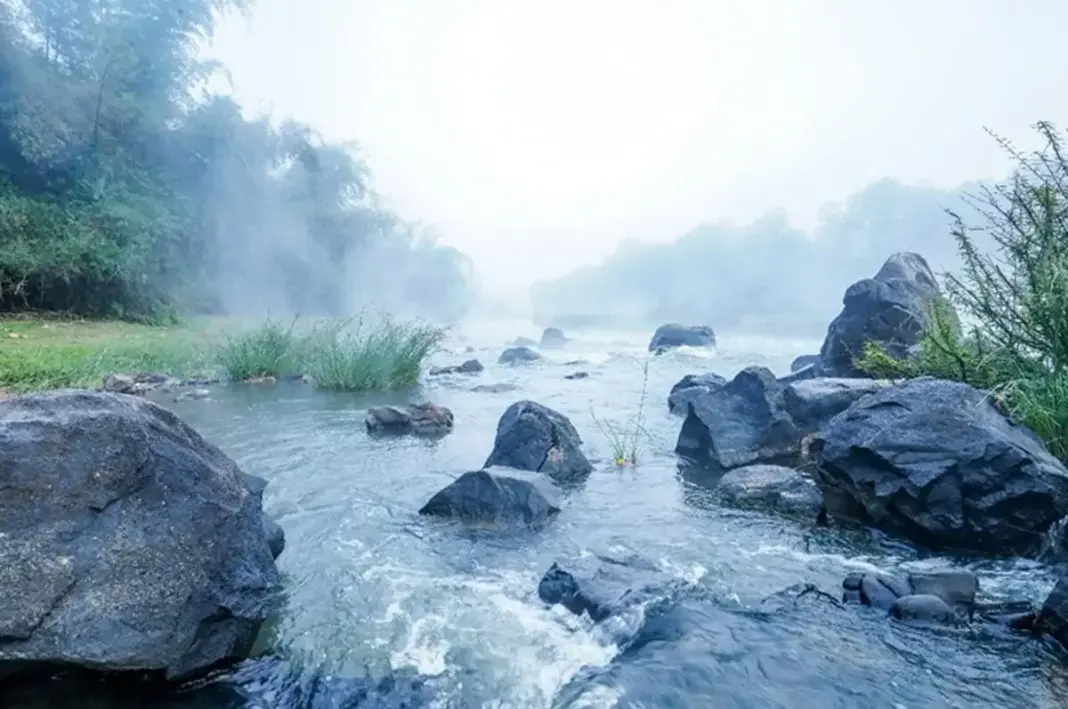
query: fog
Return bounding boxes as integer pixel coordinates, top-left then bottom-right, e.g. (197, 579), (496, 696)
(203, 0), (1068, 329)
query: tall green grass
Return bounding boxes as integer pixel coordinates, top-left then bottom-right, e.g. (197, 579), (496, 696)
(857, 122), (1068, 458)
(590, 355), (651, 465)
(215, 317), (301, 381)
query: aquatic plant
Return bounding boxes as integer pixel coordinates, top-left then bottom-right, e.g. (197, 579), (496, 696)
(590, 355), (651, 465)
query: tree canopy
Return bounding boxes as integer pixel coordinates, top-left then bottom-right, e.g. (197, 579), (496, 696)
(0, 0), (475, 322)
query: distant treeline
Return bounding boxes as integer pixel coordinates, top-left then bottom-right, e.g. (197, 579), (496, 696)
(531, 178), (990, 335)
(0, 0), (474, 322)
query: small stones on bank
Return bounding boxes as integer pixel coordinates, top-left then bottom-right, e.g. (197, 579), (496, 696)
(365, 402), (455, 437)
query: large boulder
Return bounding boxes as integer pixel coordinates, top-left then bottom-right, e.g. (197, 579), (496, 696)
(781, 377), (889, 433)
(667, 372), (727, 414)
(648, 323), (716, 353)
(0, 390), (280, 681)
(811, 378), (1068, 555)
(674, 366), (799, 470)
(418, 467), (561, 529)
(817, 252), (944, 377)
(539, 327), (568, 349)
(485, 400), (592, 484)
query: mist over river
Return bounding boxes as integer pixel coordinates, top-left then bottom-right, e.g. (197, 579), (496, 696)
(13, 319), (1068, 708)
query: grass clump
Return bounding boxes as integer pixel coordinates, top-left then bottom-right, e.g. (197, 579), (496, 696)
(215, 317), (301, 381)
(591, 355), (651, 465)
(857, 121), (1068, 458)
(301, 315), (445, 391)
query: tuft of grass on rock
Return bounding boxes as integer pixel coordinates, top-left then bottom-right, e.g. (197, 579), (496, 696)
(301, 315), (444, 391)
(215, 317), (301, 381)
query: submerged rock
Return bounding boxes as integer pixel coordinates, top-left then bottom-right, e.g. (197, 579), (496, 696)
(812, 378), (1068, 555)
(715, 464), (824, 522)
(564, 371), (589, 380)
(842, 567), (978, 613)
(365, 403), (455, 437)
(485, 400), (592, 484)
(418, 467), (561, 529)
(667, 372), (727, 414)
(538, 553), (665, 622)
(540, 327), (568, 349)
(0, 390), (280, 681)
(471, 382), (520, 394)
(429, 359), (484, 376)
(890, 594), (959, 625)
(498, 346), (542, 365)
(648, 323), (716, 352)
(816, 251), (945, 377)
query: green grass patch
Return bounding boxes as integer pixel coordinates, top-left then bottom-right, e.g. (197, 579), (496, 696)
(301, 316), (445, 391)
(215, 317), (301, 381)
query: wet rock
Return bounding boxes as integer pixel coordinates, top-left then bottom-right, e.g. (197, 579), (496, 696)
(540, 327), (568, 349)
(776, 363), (819, 385)
(173, 387), (211, 402)
(238, 473), (286, 561)
(759, 583), (842, 613)
(498, 346), (542, 365)
(907, 569), (978, 608)
(667, 372), (727, 414)
(890, 594), (958, 625)
(816, 251), (946, 377)
(0, 390), (280, 681)
(564, 371), (589, 380)
(791, 354), (820, 372)
(485, 400), (592, 484)
(811, 378), (1068, 555)
(675, 366), (799, 470)
(511, 336), (538, 347)
(418, 467), (561, 529)
(1038, 575), (1068, 648)
(648, 323), (716, 352)
(429, 359), (484, 376)
(782, 377), (889, 433)
(365, 402), (454, 437)
(102, 372), (136, 393)
(715, 464), (824, 522)
(471, 382), (520, 394)
(538, 553), (664, 622)
(842, 571), (910, 609)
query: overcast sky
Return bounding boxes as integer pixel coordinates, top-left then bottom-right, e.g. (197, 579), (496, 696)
(205, 0), (1068, 301)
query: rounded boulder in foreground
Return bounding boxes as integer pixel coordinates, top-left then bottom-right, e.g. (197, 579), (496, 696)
(0, 390), (280, 681)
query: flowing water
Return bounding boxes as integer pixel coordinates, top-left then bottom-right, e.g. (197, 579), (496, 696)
(16, 322), (1068, 708)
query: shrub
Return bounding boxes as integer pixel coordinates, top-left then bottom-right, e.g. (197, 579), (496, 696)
(301, 315), (444, 391)
(858, 122), (1068, 457)
(215, 318), (301, 381)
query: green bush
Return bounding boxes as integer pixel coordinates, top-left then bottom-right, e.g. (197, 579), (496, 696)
(215, 318), (301, 381)
(301, 316), (444, 391)
(858, 122), (1068, 457)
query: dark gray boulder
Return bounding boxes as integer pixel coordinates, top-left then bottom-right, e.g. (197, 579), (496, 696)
(674, 366), (799, 470)
(812, 378), (1068, 555)
(890, 595), (959, 625)
(365, 402), (454, 437)
(239, 473), (286, 560)
(715, 464), (824, 522)
(817, 252), (944, 377)
(782, 377), (889, 433)
(667, 373), (727, 414)
(842, 571), (911, 610)
(498, 346), (542, 365)
(485, 400), (592, 484)
(842, 567), (978, 612)
(418, 467), (561, 529)
(790, 354), (820, 372)
(0, 390), (280, 681)
(428, 359), (483, 376)
(539, 327), (568, 349)
(648, 323), (716, 352)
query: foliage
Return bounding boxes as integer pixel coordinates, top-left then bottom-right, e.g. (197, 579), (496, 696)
(590, 355), (651, 465)
(215, 317), (300, 381)
(0, 0), (473, 321)
(857, 122), (1068, 458)
(300, 315), (444, 391)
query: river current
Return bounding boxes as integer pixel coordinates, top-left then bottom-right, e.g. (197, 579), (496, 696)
(14, 321), (1068, 708)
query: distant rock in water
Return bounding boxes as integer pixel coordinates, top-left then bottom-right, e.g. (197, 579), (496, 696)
(429, 359), (483, 376)
(103, 371), (181, 395)
(0, 390), (280, 682)
(498, 346), (542, 365)
(667, 372), (726, 413)
(471, 382), (520, 394)
(418, 467), (561, 529)
(564, 370), (589, 380)
(485, 400), (592, 484)
(816, 251), (946, 377)
(365, 403), (454, 437)
(648, 323), (716, 353)
(511, 336), (538, 347)
(812, 378), (1068, 555)
(539, 327), (569, 349)
(790, 354), (820, 372)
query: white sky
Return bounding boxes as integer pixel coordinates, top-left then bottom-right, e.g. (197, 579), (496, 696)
(205, 0), (1068, 301)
